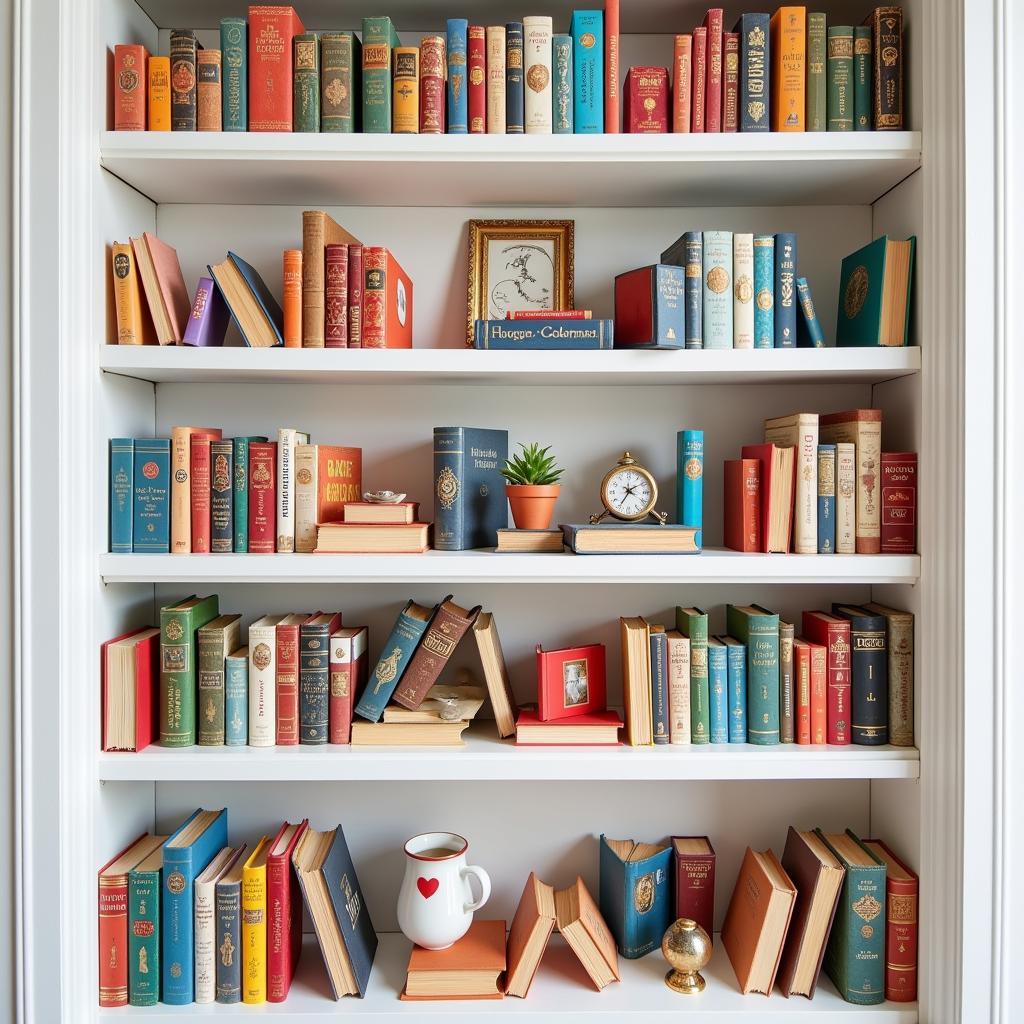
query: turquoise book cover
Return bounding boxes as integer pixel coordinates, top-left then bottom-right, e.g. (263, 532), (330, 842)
(220, 17), (247, 131)
(128, 844), (166, 1006)
(571, 10), (603, 132)
(676, 607), (710, 744)
(361, 17), (400, 132)
(725, 604), (780, 744)
(224, 649), (248, 745)
(836, 235), (916, 347)
(753, 234), (774, 348)
(447, 19), (469, 132)
(231, 436), (267, 552)
(675, 430), (703, 544)
(721, 636), (747, 742)
(774, 232), (797, 347)
(797, 276), (826, 347)
(553, 34), (573, 132)
(132, 438), (170, 553)
(598, 836), (672, 958)
(110, 438), (134, 553)
(707, 638), (729, 743)
(702, 230), (734, 349)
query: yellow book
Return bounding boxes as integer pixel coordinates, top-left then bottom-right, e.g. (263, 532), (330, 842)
(111, 242), (149, 345)
(148, 56), (171, 131)
(770, 7), (806, 131)
(241, 836), (271, 1004)
(392, 46), (419, 133)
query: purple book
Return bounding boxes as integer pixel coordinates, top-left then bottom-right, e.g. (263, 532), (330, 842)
(182, 276), (230, 347)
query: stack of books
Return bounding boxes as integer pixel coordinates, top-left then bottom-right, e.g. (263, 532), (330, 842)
(472, 310), (614, 350)
(315, 501), (430, 554)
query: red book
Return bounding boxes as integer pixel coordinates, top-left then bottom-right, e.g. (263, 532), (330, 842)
(702, 9), (723, 131)
(514, 708), (623, 745)
(793, 639), (811, 744)
(508, 309), (592, 320)
(347, 243), (363, 348)
(190, 435), (213, 553)
(672, 836), (715, 939)
(741, 443), (793, 553)
(360, 247), (413, 349)
(468, 26), (486, 133)
(624, 66), (669, 133)
(881, 452), (917, 553)
(324, 243), (348, 348)
(266, 819), (310, 1002)
(329, 625), (368, 743)
(101, 628), (159, 752)
(722, 31), (739, 131)
(863, 839), (918, 1003)
(536, 643), (606, 722)
(276, 613), (311, 745)
(248, 441), (277, 553)
(419, 35), (446, 133)
(672, 34), (692, 132)
(248, 5), (305, 131)
(114, 44), (149, 130)
(691, 27), (707, 131)
(809, 640), (827, 744)
(604, 0), (620, 132)
(801, 611), (852, 745)
(724, 458), (761, 552)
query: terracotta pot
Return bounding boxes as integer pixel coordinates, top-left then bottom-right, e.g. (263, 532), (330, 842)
(506, 484), (561, 531)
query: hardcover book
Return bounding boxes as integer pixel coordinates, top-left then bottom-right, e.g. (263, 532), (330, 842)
(665, 630), (690, 744)
(506, 873), (556, 997)
(561, 523), (700, 555)
(473, 318), (612, 349)
(773, 232), (797, 347)
(881, 452), (917, 553)
(796, 276), (826, 347)
(624, 66), (669, 132)
(195, 846), (239, 1003)
(779, 620), (796, 743)
(806, 13), (827, 131)
(659, 230), (703, 347)
(313, 521), (429, 554)
(196, 614), (242, 746)
(702, 8), (724, 132)
(486, 26), (506, 133)
(820, 408), (883, 552)
(361, 16), (400, 131)
(214, 843), (248, 1003)
(793, 638), (812, 743)
(557, 877), (620, 988)
(604, 0), (620, 132)
(360, 247), (413, 349)
(817, 443), (837, 553)
(707, 637), (729, 743)
(613, 264), (684, 348)
(220, 18), (247, 131)
(170, 30), (198, 130)
(770, 7), (806, 130)
(836, 235), (915, 347)
(275, 427), (309, 553)
(473, 612), (518, 738)
(733, 232), (754, 348)
(242, 836), (271, 1003)
(702, 230), (733, 349)
(276, 613), (312, 745)
(297, 613), (343, 744)
(182, 276), (230, 347)
(285, 246), (304, 346)
(160, 595), (219, 747)
(867, 7), (903, 129)
(189, 435), (213, 554)
(721, 635), (748, 741)
(321, 33), (361, 132)
(147, 56), (171, 130)
(301, 211), (361, 348)
(111, 242), (151, 345)
(726, 604), (780, 745)
(232, 436), (267, 552)
(292, 33), (320, 132)
(197, 49), (223, 131)
(266, 820), (309, 1002)
(802, 610), (852, 745)
(224, 645), (248, 745)
(114, 44), (149, 131)
(724, 458), (761, 552)
(571, 11), (603, 132)
(420, 35), (446, 133)
(619, 616), (653, 746)
(127, 840), (169, 1006)
(329, 625), (368, 744)
(672, 836), (715, 938)
(102, 627), (160, 752)
(393, 46), (419, 133)
(735, 13), (770, 132)
(495, 527), (564, 552)
(722, 31), (739, 131)
(131, 232), (191, 345)
(676, 429), (703, 541)
(514, 709), (622, 745)
(862, 839), (917, 1002)
(675, 607), (710, 744)
(433, 426), (508, 550)
(836, 441), (857, 553)
(649, 627), (670, 744)
(740, 443), (793, 553)
(827, 25), (854, 131)
(752, 234), (774, 347)
(599, 836), (672, 958)
(248, 6), (304, 130)
(863, 602), (914, 746)
(810, 638), (828, 743)
(832, 604), (889, 745)
(247, 441), (277, 553)
(552, 34), (573, 133)
(293, 443), (362, 553)
(446, 19), (469, 132)
(248, 614), (287, 746)
(208, 252), (284, 348)
(672, 34), (691, 132)
(132, 438), (171, 553)
(537, 643), (605, 721)
(523, 16), (553, 133)
(854, 25), (872, 130)
(764, 410), (818, 553)
(691, 27), (707, 131)
(505, 23), (524, 133)
(403, 919), (506, 999)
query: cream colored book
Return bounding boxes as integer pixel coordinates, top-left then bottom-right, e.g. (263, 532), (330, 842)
(733, 232), (755, 348)
(834, 441), (856, 553)
(819, 409), (882, 553)
(247, 615), (287, 747)
(665, 630), (691, 744)
(350, 721), (470, 746)
(275, 427), (310, 554)
(472, 612), (518, 738)
(486, 26), (506, 132)
(194, 846), (243, 1004)
(523, 16), (553, 133)
(764, 412), (819, 554)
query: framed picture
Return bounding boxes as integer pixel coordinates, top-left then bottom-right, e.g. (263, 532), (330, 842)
(466, 219), (575, 345)
(536, 642), (606, 722)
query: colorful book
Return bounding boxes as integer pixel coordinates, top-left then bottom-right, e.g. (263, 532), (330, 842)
(733, 232), (754, 347)
(649, 629), (670, 744)
(195, 846), (240, 1003)
(127, 839), (169, 1006)
(301, 210), (361, 348)
(675, 607), (710, 745)
(275, 612), (311, 745)
(292, 33), (320, 132)
(599, 836), (672, 958)
(209, 438), (234, 552)
(537, 642), (606, 722)
(706, 637), (729, 743)
(806, 12), (827, 131)
(232, 436), (267, 553)
(854, 26), (872, 130)
(810, 640), (828, 744)
(552, 34), (573, 132)
(773, 232), (797, 347)
(247, 441), (277, 553)
(836, 441), (856, 553)
(672, 837), (715, 938)
(473, 318), (613, 349)
(691, 27), (707, 131)
(329, 626), (368, 744)
(147, 56), (171, 131)
(672, 34), (691, 132)
(220, 18), (247, 131)
(114, 44), (150, 131)
(863, 602), (914, 747)
(837, 235), (916, 347)
(794, 638), (812, 743)
(604, 0), (620, 131)
(468, 25), (486, 132)
(817, 444), (837, 553)
(726, 604), (780, 745)
(433, 426), (508, 550)
(160, 595), (219, 747)
(170, 30), (198, 130)
(880, 450), (917, 550)
(624, 66), (669, 132)
(102, 627), (160, 753)
(182, 276), (230, 347)
(832, 604), (888, 745)
(266, 821), (309, 1002)
(721, 635), (747, 741)
(571, 11), (603, 132)
(110, 438), (134, 553)
(197, 49), (223, 131)
(722, 31), (739, 131)
(362, 16), (400, 132)
(392, 46), (419, 133)
(197, 614), (242, 746)
(764, 410), (818, 554)
(613, 264), (684, 348)
(506, 874), (557, 997)
(505, 22), (525, 133)
(820, 408), (883, 552)
(446, 19), (469, 133)
(419, 35), (446, 133)
(740, 442), (794, 553)
(242, 836), (271, 1004)
(665, 630), (690, 744)
(724, 458), (761, 553)
(248, 6), (304, 131)
(299, 613), (343, 744)
(214, 843), (248, 1003)
(752, 234), (774, 348)
(619, 616), (653, 746)
(735, 13), (770, 132)
(523, 16), (553, 133)
(224, 645), (248, 745)
(190, 434), (213, 554)
(802, 610), (852, 745)
(779, 620), (795, 743)
(111, 242), (150, 345)
(867, 7), (903, 129)
(702, 230), (733, 349)
(827, 25), (854, 130)
(770, 7), (806, 130)
(862, 839), (917, 1002)
(486, 26), (506, 133)
(208, 251), (284, 348)
(676, 429), (703, 542)
(248, 614), (286, 746)
(702, 8), (724, 132)
(321, 33), (361, 132)
(796, 276), (826, 347)
(131, 231), (191, 345)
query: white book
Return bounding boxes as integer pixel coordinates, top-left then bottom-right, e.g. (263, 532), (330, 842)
(248, 614), (287, 746)
(194, 846), (241, 1004)
(835, 441), (857, 553)
(523, 16), (553, 133)
(666, 631), (691, 745)
(733, 232), (754, 349)
(276, 427), (310, 554)
(764, 412), (819, 554)
(486, 26), (506, 133)
(293, 443), (319, 554)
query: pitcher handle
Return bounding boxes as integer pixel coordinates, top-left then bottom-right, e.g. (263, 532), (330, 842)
(461, 864), (491, 914)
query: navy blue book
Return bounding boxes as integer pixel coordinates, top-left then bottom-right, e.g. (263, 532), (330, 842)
(613, 264), (685, 348)
(831, 605), (888, 745)
(110, 438), (134, 553)
(707, 638), (729, 744)
(774, 233), (797, 347)
(447, 20), (469, 133)
(796, 276), (826, 347)
(599, 835), (672, 959)
(433, 427), (508, 550)
(214, 842), (247, 1003)
(132, 438), (170, 553)
(817, 444), (837, 554)
(473, 318), (613, 349)
(720, 636), (748, 742)
(659, 230), (703, 347)
(650, 628), (670, 744)
(735, 13), (770, 132)
(209, 252), (284, 348)
(506, 23), (525, 132)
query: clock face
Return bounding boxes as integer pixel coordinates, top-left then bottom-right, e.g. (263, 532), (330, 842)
(605, 467), (655, 519)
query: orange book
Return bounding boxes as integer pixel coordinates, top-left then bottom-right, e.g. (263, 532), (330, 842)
(294, 443), (362, 552)
(282, 249), (302, 347)
(361, 247), (413, 349)
(672, 34), (692, 132)
(392, 47), (420, 133)
(505, 873), (556, 997)
(401, 919), (506, 1000)
(111, 242), (154, 345)
(793, 639), (812, 744)
(771, 7), (806, 131)
(148, 56), (171, 130)
(809, 640), (827, 744)
(114, 45), (149, 130)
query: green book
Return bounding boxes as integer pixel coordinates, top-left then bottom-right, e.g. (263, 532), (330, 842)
(196, 614), (242, 746)
(853, 26), (871, 130)
(806, 13), (827, 131)
(725, 604), (780, 744)
(836, 235), (916, 346)
(159, 594), (219, 746)
(816, 829), (886, 1005)
(232, 436), (266, 553)
(220, 17), (247, 131)
(321, 32), (361, 132)
(362, 16), (400, 132)
(293, 33), (321, 132)
(675, 607), (710, 744)
(128, 841), (168, 1006)
(827, 26), (854, 130)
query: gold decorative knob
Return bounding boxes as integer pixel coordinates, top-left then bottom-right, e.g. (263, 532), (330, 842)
(662, 917), (712, 995)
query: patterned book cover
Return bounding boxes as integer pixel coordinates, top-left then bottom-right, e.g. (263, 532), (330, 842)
(468, 26), (486, 132)
(675, 429), (703, 540)
(485, 26), (506, 133)
(292, 33), (320, 132)
(224, 646), (248, 745)
(672, 837), (715, 937)
(672, 34), (691, 132)
(881, 452), (917, 553)
(248, 615), (285, 746)
(707, 638), (729, 743)
(796, 276), (826, 347)
(702, 230), (733, 349)
(148, 57), (171, 130)
(197, 615), (242, 746)
(324, 244), (348, 347)
(820, 408), (883, 552)
(827, 25), (854, 130)
(505, 22), (525, 132)
(836, 441), (857, 553)
(190, 436), (213, 554)
(182, 276), (230, 348)
(726, 604), (780, 745)
(214, 843), (248, 1003)
(802, 610), (852, 745)
(751, 235), (774, 348)
(733, 232), (754, 348)
(248, 6), (304, 130)
(209, 439), (234, 552)
(604, 0), (619, 131)
(299, 613), (343, 744)
(552, 34), (573, 133)
(419, 35), (446, 133)
(724, 458), (760, 552)
(128, 841), (167, 1006)
(446, 19), (469, 132)
(231, 436), (266, 552)
(599, 836), (672, 958)
(868, 7), (903, 129)
(862, 839), (917, 1002)
(864, 602), (914, 746)
(276, 614), (311, 745)
(806, 13), (827, 131)
(691, 27), (707, 131)
(114, 44), (149, 130)
(160, 595), (220, 747)
(220, 18), (247, 131)
(571, 11), (603, 132)
(392, 46), (419, 133)
(276, 428), (310, 553)
(523, 16), (553, 133)
(721, 636), (747, 742)
(170, 30), (198, 130)
(722, 31), (739, 131)
(666, 631), (690, 744)
(702, 8), (723, 132)
(735, 14), (770, 132)
(770, 7), (806, 130)
(110, 438), (134, 553)
(321, 33), (361, 132)
(362, 16), (400, 132)
(773, 232), (797, 347)
(817, 444), (837, 553)
(266, 821), (309, 1001)
(625, 66), (668, 132)
(242, 837), (271, 1003)
(197, 50), (223, 131)
(794, 638), (812, 742)
(675, 607), (710, 744)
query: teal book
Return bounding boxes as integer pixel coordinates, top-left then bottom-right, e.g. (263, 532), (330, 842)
(570, 10), (603, 132)
(133, 438), (170, 553)
(232, 436), (267, 552)
(552, 34), (573, 132)
(110, 438), (134, 553)
(725, 604), (780, 745)
(128, 840), (168, 1006)
(774, 232), (797, 347)
(220, 17), (247, 131)
(836, 236), (916, 347)
(649, 628), (670, 744)
(224, 646), (248, 745)
(817, 444), (836, 553)
(853, 26), (871, 130)
(707, 638), (729, 744)
(321, 33), (361, 132)
(433, 426), (509, 550)
(796, 276), (826, 347)
(752, 235), (774, 349)
(817, 829), (886, 1005)
(293, 33), (321, 132)
(675, 607), (710, 744)
(702, 230), (733, 349)
(720, 636), (747, 742)
(598, 836), (672, 959)
(675, 430), (703, 544)
(362, 16), (400, 132)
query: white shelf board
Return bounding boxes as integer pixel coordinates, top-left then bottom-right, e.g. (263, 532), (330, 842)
(98, 932), (918, 1020)
(99, 132), (922, 208)
(98, 550), (921, 585)
(99, 346), (922, 387)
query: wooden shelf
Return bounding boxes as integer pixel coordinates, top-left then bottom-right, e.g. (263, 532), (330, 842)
(98, 132), (922, 208)
(99, 346), (922, 387)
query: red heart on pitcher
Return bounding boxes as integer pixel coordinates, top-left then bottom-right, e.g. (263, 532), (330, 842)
(417, 877), (439, 899)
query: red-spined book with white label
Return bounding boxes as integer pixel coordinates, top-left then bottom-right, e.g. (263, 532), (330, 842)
(329, 626), (369, 743)
(801, 611), (851, 745)
(266, 819), (309, 1002)
(536, 643), (606, 722)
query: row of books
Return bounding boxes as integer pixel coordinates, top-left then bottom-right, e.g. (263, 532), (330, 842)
(98, 811), (375, 1007)
(620, 601), (914, 748)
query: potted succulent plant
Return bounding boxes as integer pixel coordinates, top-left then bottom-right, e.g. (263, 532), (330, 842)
(501, 442), (564, 531)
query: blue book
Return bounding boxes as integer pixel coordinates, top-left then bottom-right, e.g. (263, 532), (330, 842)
(649, 629), (670, 744)
(726, 604), (780, 745)
(354, 599), (439, 722)
(433, 427), (508, 550)
(446, 20), (469, 133)
(675, 430), (703, 544)
(721, 636), (748, 742)
(224, 647), (248, 745)
(214, 845), (247, 1003)
(552, 34), (573, 132)
(506, 23), (525, 132)
(220, 17), (247, 131)
(570, 10), (603, 132)
(796, 276), (826, 347)
(817, 444), (837, 553)
(707, 638), (729, 744)
(774, 233), (797, 347)
(162, 808), (229, 1004)
(753, 234), (775, 348)
(702, 230), (734, 349)
(209, 252), (284, 348)
(599, 835), (672, 959)
(132, 438), (170, 553)
(473, 318), (613, 349)
(734, 13), (770, 132)
(659, 231), (703, 347)
(110, 438), (134, 553)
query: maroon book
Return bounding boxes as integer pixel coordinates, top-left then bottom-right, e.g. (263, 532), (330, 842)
(624, 66), (669, 133)
(266, 819), (309, 1001)
(419, 35), (446, 133)
(329, 625), (367, 744)
(801, 611), (852, 745)
(724, 458), (761, 552)
(672, 836), (715, 939)
(324, 244), (348, 348)
(536, 643), (606, 722)
(347, 244), (363, 348)
(468, 26), (486, 133)
(881, 452), (917, 553)
(702, 8), (723, 132)
(721, 31), (739, 131)
(691, 27), (707, 131)
(863, 838), (918, 1003)
(190, 435), (212, 553)
(248, 441), (277, 554)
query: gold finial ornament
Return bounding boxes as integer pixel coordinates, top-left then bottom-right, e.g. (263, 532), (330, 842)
(662, 917), (712, 994)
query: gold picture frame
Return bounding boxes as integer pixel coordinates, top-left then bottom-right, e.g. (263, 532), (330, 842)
(466, 219), (575, 346)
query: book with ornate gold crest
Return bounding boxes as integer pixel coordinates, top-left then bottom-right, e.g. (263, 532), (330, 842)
(836, 235), (915, 347)
(433, 427), (508, 550)
(598, 835), (672, 959)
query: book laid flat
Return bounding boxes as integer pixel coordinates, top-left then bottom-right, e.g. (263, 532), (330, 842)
(343, 501), (419, 524)
(561, 523), (700, 554)
(101, 627), (159, 752)
(556, 875), (621, 989)
(401, 919), (506, 1000)
(672, 836), (715, 939)
(473, 318), (613, 349)
(599, 835), (672, 959)
(836, 235), (915, 346)
(313, 522), (430, 554)
(536, 642), (605, 721)
(350, 721), (471, 746)
(208, 252), (284, 348)
(862, 838), (918, 1003)
(292, 823), (377, 998)
(619, 616), (653, 746)
(194, 846), (241, 1004)
(266, 820), (310, 1002)
(495, 528), (564, 553)
(382, 681), (484, 724)
(721, 846), (797, 995)
(506, 873), (556, 997)
(214, 843), (248, 1004)
(127, 839), (171, 1007)
(777, 827), (846, 998)
(472, 612), (518, 738)
(130, 232), (191, 345)
(514, 709), (623, 745)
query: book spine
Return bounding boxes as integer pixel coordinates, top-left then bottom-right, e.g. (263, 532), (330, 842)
(885, 875), (918, 1001)
(571, 13), (602, 133)
(827, 620), (852, 744)
(114, 45), (148, 130)
(419, 36), (446, 133)
(197, 50), (222, 131)
(329, 636), (355, 743)
(433, 428), (466, 551)
(523, 17), (553, 133)
(505, 23), (525, 132)
(650, 631), (670, 744)
(828, 863), (886, 1003)
(354, 611), (430, 722)
(779, 622), (795, 743)
(708, 643), (728, 743)
(625, 67), (668, 132)
(604, 0), (619, 131)
(835, 442), (856, 553)
(702, 230), (733, 349)
(821, 417), (882, 552)
(667, 637), (691, 744)
(474, 320), (613, 350)
(796, 275), (826, 347)
(677, 430), (703, 542)
(132, 440), (170, 553)
(827, 26), (854, 130)
(871, 7), (903, 129)
(850, 616), (888, 745)
(110, 439), (134, 553)
(771, 7), (805, 130)
(745, 620), (780, 745)
(691, 27), (707, 131)
(752, 234), (774, 348)
(220, 18), (247, 131)
(293, 34), (320, 132)
(215, 881), (242, 1002)
(170, 427), (194, 554)
(722, 32), (739, 131)
(468, 26), (486, 133)
(276, 622), (302, 745)
(796, 644), (811, 743)
(248, 623), (277, 746)
(249, 8), (300, 130)
(347, 244), (363, 347)
(276, 429), (306, 553)
(210, 439), (234, 553)
(361, 246), (387, 348)
(324, 244), (349, 347)
(881, 453), (917, 553)
(687, 618), (710, 745)
(197, 629), (226, 746)
(773, 232), (797, 346)
(266, 852), (295, 1002)
(232, 438), (249, 552)
(224, 654), (248, 745)
(161, 850), (195, 1003)
(194, 879), (217, 1002)
(362, 17), (394, 132)
(673, 853), (715, 939)
(170, 31), (198, 130)
(190, 437), (212, 553)
(806, 12), (827, 131)
(883, 614), (914, 747)
(393, 47), (419, 133)
(817, 444), (837, 553)
(128, 871), (160, 1006)
(321, 33), (358, 132)
(683, 231), (703, 347)
(810, 644), (827, 743)
(394, 605), (481, 710)
(722, 643), (745, 741)
(672, 34), (691, 133)
(486, 27), (506, 133)
(446, 19), (469, 133)
(703, 9), (723, 132)
(300, 624), (330, 744)
(147, 56), (171, 131)
(733, 232), (754, 348)
(283, 249), (302, 348)
(160, 606), (196, 746)
(853, 26), (872, 130)
(241, 864), (267, 1003)
(737, 14), (770, 132)
(552, 35), (573, 133)
(99, 870), (130, 1006)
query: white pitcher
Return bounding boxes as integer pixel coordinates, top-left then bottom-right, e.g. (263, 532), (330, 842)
(397, 832), (491, 950)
